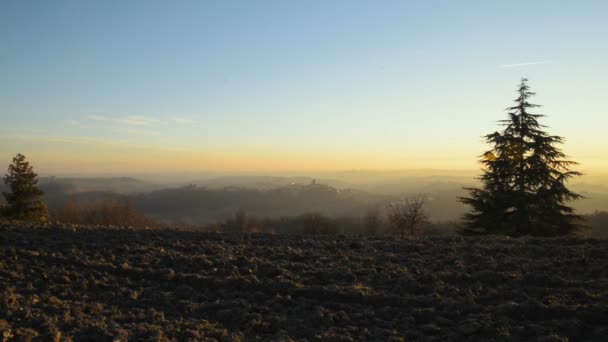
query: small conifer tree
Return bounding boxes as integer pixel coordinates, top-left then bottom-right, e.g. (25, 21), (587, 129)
(460, 79), (583, 236)
(2, 153), (48, 221)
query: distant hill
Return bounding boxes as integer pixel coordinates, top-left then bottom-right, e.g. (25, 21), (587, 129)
(189, 175), (354, 190)
(38, 176), (162, 194)
(137, 182), (389, 225)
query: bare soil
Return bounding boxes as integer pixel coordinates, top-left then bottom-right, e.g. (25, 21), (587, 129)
(0, 221), (607, 341)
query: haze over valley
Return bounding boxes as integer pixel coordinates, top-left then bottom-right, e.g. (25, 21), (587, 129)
(0, 170), (603, 227)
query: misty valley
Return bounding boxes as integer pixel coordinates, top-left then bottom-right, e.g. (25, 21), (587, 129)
(3, 174), (603, 238)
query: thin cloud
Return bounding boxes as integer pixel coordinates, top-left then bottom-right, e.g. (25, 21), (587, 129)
(87, 115), (162, 126)
(499, 61), (552, 68)
(86, 114), (199, 127)
(63, 120), (79, 125)
(12, 134), (191, 153)
(88, 115), (107, 121)
(112, 127), (161, 136)
(113, 115), (162, 126)
(170, 117), (198, 125)
(14, 134), (137, 148)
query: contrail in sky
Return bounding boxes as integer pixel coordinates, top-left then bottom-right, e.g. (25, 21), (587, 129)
(499, 61), (552, 68)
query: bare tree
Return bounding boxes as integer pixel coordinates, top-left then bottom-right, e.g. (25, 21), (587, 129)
(387, 194), (428, 238)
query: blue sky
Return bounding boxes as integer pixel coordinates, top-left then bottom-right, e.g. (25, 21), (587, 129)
(1, 0), (607, 174)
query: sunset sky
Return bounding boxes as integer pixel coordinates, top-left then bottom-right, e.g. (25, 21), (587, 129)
(1, 1), (607, 175)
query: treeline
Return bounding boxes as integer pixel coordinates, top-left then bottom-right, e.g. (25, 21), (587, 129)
(46, 193), (457, 235)
(207, 210), (458, 236)
(53, 197), (156, 228)
(39, 197), (608, 237)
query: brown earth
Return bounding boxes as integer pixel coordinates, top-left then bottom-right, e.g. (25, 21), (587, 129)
(0, 221), (607, 341)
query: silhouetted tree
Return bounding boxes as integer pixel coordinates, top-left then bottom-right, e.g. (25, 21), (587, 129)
(2, 153), (48, 221)
(387, 194), (428, 238)
(221, 210), (262, 233)
(460, 79), (583, 236)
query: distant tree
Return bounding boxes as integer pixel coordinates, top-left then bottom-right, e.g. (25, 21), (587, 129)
(460, 79), (583, 236)
(363, 209), (382, 235)
(222, 210), (249, 233)
(300, 212), (337, 235)
(387, 194), (428, 238)
(2, 153), (48, 221)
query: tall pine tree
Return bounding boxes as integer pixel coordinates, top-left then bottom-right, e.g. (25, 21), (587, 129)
(2, 153), (48, 221)
(460, 79), (583, 236)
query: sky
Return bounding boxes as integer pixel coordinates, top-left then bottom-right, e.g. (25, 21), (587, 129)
(1, 0), (607, 175)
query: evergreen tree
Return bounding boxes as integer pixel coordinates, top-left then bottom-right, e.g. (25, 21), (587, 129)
(460, 79), (583, 236)
(2, 153), (48, 221)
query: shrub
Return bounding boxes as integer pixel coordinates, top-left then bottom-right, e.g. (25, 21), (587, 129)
(387, 194), (429, 238)
(299, 212), (338, 235)
(53, 197), (156, 227)
(222, 210), (252, 233)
